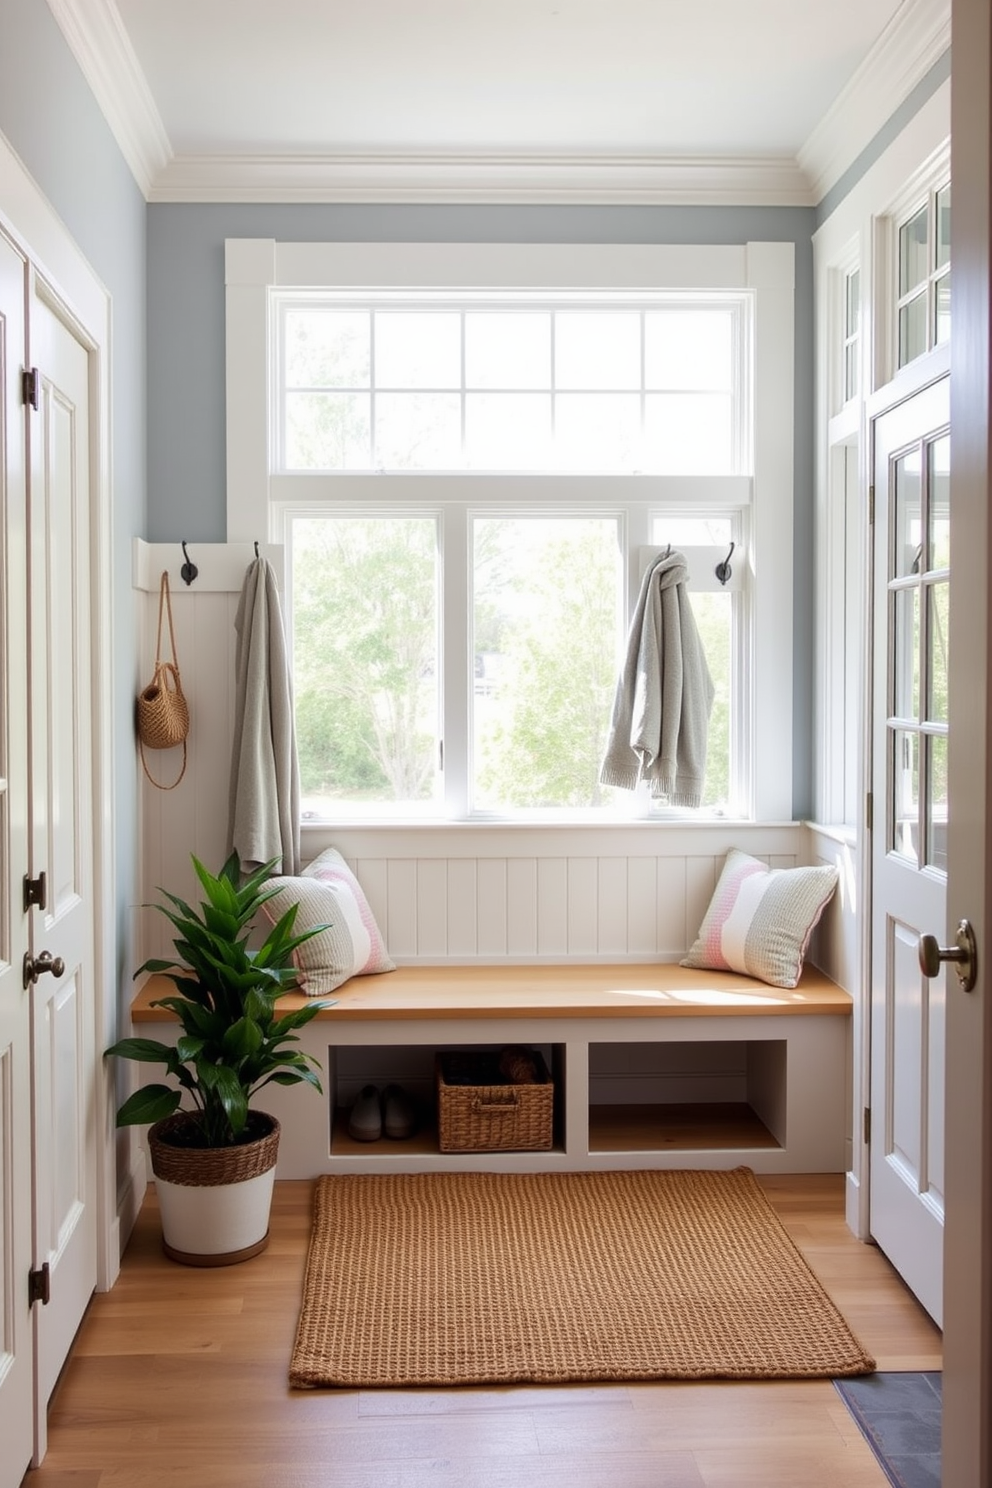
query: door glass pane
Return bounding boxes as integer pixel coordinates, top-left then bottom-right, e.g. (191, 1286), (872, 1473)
(375, 312), (460, 388)
(472, 515), (622, 811)
(899, 294), (928, 367)
(894, 449), (923, 577)
(893, 587), (921, 721)
(899, 206), (929, 295)
(926, 732), (948, 872)
(891, 727), (920, 864)
(928, 581), (949, 723)
(929, 434), (950, 569)
(465, 312), (550, 389)
(291, 516), (440, 816)
(554, 312), (640, 390)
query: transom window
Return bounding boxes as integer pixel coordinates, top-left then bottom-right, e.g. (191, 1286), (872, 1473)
(278, 295), (746, 476)
(896, 182), (951, 369)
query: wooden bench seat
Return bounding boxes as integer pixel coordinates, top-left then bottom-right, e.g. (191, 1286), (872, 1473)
(133, 961), (851, 1022)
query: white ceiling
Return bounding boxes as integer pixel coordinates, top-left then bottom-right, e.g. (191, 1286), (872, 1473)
(50, 0), (950, 204)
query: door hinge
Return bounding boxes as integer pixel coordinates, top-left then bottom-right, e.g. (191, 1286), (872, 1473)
(868, 484), (875, 525)
(863, 1107), (871, 1146)
(865, 792), (873, 833)
(28, 1262), (50, 1307)
(22, 366), (40, 411)
(23, 871), (47, 912)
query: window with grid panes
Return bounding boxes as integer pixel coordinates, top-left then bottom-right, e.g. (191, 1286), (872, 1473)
(896, 182), (951, 369)
(278, 292), (749, 820)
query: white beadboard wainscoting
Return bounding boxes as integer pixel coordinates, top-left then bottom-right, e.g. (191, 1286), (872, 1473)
(134, 542), (856, 984)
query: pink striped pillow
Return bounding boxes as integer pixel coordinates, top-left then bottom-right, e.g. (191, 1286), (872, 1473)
(261, 848), (394, 996)
(681, 848), (838, 989)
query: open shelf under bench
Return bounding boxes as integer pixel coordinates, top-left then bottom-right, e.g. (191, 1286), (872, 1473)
(132, 963), (852, 1177)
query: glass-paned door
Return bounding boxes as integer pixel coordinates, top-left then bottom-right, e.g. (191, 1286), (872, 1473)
(870, 376), (950, 1325)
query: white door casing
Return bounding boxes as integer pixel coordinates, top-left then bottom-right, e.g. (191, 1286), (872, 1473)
(869, 376), (949, 1326)
(0, 227), (35, 1488)
(26, 283), (98, 1449)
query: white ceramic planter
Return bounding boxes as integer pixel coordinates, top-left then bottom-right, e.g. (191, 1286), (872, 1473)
(155, 1166), (277, 1265)
(148, 1112), (280, 1266)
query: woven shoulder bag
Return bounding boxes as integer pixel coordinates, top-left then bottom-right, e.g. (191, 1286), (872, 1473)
(137, 571), (190, 789)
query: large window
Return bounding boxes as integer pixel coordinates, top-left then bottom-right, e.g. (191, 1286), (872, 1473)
(286, 501), (742, 820)
(226, 239), (797, 823)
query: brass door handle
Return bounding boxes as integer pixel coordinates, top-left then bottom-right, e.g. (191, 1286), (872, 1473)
(918, 919), (977, 992)
(22, 950), (65, 989)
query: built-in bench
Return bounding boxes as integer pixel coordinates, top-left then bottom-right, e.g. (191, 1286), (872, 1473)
(133, 962), (852, 1178)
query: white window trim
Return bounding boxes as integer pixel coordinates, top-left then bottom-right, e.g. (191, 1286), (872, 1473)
(225, 239), (795, 821)
(813, 79), (950, 833)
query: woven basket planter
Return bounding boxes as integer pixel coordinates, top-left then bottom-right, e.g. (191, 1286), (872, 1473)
(148, 1112), (280, 1266)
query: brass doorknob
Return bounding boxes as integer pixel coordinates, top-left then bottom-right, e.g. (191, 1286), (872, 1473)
(22, 950), (66, 989)
(918, 919), (978, 992)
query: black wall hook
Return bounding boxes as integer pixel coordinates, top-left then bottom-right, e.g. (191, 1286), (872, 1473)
(254, 541), (260, 560)
(715, 541), (735, 586)
(180, 541), (198, 586)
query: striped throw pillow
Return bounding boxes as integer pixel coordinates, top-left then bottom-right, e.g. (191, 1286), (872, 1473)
(261, 849), (395, 996)
(680, 848), (838, 989)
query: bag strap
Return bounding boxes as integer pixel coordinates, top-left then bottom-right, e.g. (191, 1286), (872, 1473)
(139, 736), (187, 791)
(155, 571), (180, 670)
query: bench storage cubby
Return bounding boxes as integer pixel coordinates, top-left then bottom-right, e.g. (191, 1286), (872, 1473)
(132, 962), (852, 1178)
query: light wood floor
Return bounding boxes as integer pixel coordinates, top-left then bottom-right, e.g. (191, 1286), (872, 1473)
(23, 1175), (941, 1488)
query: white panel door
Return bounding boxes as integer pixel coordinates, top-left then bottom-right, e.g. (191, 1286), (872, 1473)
(869, 376), (950, 1325)
(26, 285), (97, 1445)
(0, 231), (35, 1488)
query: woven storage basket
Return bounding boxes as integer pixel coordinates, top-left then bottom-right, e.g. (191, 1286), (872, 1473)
(435, 1051), (553, 1153)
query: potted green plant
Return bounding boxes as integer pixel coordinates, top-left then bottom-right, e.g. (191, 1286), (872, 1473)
(106, 853), (330, 1266)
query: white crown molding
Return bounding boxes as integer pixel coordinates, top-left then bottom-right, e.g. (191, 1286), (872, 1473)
(45, 0), (171, 196)
(48, 0), (947, 208)
(798, 0), (951, 204)
(149, 152), (815, 207)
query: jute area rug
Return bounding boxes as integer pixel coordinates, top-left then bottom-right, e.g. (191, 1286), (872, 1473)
(290, 1167), (875, 1389)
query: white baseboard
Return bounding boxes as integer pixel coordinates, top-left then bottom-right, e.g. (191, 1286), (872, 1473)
(846, 1169), (869, 1240)
(115, 1147), (148, 1258)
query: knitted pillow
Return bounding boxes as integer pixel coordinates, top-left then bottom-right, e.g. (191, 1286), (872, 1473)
(261, 849), (394, 996)
(680, 848), (838, 989)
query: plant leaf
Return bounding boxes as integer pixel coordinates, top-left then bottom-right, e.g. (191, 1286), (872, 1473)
(115, 1085), (182, 1127)
(105, 1037), (179, 1065)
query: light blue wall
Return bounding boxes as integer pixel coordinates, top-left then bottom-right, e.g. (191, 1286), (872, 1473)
(0, 2), (146, 1026)
(147, 202), (816, 814)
